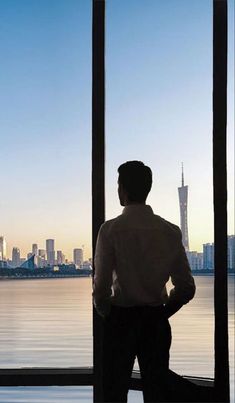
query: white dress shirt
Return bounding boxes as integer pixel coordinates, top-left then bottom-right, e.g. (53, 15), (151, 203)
(93, 205), (195, 317)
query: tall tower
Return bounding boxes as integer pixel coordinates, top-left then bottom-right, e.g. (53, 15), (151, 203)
(178, 164), (189, 251)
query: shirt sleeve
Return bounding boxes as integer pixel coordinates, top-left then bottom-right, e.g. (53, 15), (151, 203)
(93, 224), (114, 317)
(168, 228), (196, 305)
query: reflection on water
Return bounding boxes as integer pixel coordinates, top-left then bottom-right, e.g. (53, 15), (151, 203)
(0, 276), (234, 401)
(0, 387), (142, 403)
(0, 387), (93, 403)
(0, 278), (92, 367)
(169, 276), (215, 377)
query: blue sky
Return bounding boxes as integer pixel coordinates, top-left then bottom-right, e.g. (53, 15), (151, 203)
(0, 0), (234, 260)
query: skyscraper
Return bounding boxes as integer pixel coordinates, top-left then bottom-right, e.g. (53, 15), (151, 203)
(203, 243), (214, 270)
(38, 249), (46, 267)
(38, 249), (46, 258)
(0, 236), (7, 261)
(12, 247), (20, 267)
(73, 248), (83, 268)
(46, 239), (55, 266)
(178, 164), (189, 251)
(32, 244), (38, 256)
(32, 244), (38, 266)
(228, 235), (235, 270)
(186, 251), (203, 271)
(57, 250), (65, 265)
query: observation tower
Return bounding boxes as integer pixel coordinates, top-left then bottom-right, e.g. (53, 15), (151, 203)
(178, 164), (189, 251)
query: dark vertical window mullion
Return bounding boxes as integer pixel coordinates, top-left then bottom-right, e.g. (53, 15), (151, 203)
(92, 0), (105, 402)
(213, 1), (229, 402)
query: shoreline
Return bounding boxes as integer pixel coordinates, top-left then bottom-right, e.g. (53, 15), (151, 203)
(0, 274), (91, 281)
(0, 272), (234, 281)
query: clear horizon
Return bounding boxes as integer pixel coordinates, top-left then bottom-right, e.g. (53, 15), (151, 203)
(0, 0), (234, 261)
(1, 221), (235, 262)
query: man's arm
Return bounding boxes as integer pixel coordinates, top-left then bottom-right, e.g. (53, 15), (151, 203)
(93, 223), (114, 318)
(165, 229), (196, 318)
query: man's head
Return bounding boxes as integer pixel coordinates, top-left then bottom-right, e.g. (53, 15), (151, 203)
(118, 161), (152, 206)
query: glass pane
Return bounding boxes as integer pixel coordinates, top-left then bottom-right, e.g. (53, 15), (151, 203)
(0, 0), (92, 368)
(0, 387), (93, 403)
(0, 278), (92, 367)
(106, 0), (234, 388)
(0, 387), (144, 403)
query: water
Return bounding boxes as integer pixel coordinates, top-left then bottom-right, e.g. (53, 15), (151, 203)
(0, 278), (92, 368)
(0, 276), (234, 402)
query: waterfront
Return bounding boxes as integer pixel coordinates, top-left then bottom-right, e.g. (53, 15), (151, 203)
(0, 276), (234, 402)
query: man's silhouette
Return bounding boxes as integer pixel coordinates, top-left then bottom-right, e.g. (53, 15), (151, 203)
(93, 161), (195, 402)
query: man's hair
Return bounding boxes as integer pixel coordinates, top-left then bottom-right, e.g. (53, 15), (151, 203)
(118, 161), (152, 203)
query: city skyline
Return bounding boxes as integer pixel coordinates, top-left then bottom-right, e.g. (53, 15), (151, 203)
(0, 1), (234, 259)
(1, 160), (234, 261)
(1, 232), (235, 266)
(1, 234), (234, 272)
(1, 236), (87, 267)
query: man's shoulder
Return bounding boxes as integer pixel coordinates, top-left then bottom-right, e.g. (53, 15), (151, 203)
(99, 215), (122, 234)
(101, 212), (181, 237)
(153, 214), (181, 237)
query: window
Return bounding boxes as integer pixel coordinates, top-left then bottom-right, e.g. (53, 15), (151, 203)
(0, 0), (92, 369)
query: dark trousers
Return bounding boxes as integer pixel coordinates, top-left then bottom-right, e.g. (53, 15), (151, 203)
(102, 305), (172, 403)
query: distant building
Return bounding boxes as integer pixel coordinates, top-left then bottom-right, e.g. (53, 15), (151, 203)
(178, 164), (189, 251)
(0, 260), (8, 268)
(12, 247), (21, 267)
(228, 235), (235, 270)
(32, 244), (38, 256)
(27, 252), (33, 260)
(73, 248), (83, 268)
(187, 251), (203, 271)
(0, 236), (7, 261)
(38, 249), (46, 267)
(20, 255), (35, 270)
(59, 263), (76, 271)
(46, 239), (55, 266)
(38, 249), (46, 258)
(203, 243), (214, 270)
(202, 236), (234, 271)
(81, 261), (92, 271)
(197, 252), (203, 270)
(57, 250), (65, 265)
(32, 244), (38, 266)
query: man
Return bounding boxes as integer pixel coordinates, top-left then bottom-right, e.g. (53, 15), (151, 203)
(93, 161), (195, 402)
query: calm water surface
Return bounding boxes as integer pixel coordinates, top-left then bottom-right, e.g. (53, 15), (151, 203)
(0, 276), (234, 402)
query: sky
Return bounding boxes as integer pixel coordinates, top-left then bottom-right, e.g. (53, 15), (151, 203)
(0, 0), (234, 260)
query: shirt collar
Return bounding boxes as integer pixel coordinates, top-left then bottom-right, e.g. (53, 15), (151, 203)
(122, 204), (154, 215)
